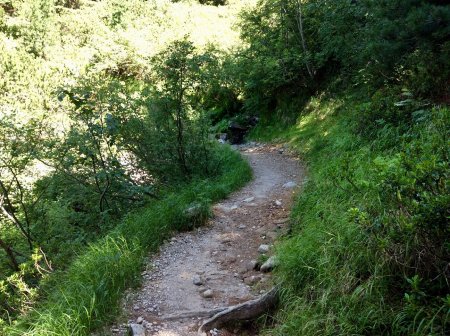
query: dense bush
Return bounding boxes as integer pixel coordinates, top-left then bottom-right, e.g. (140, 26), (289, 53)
(0, 0), (250, 330)
(254, 94), (449, 336)
(235, 0), (450, 118)
(236, 1), (449, 334)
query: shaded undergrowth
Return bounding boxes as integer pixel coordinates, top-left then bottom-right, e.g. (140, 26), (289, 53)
(7, 146), (251, 336)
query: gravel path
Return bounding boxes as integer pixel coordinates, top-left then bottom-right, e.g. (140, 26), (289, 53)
(107, 143), (304, 336)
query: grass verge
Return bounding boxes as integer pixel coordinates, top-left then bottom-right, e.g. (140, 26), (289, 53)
(7, 145), (251, 336)
(251, 91), (449, 335)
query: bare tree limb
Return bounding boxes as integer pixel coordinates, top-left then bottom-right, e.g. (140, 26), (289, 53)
(295, 0), (314, 79)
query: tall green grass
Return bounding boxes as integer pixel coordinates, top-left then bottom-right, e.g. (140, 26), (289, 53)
(6, 146), (251, 336)
(252, 92), (449, 335)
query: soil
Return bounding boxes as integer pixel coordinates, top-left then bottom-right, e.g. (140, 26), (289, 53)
(107, 143), (304, 336)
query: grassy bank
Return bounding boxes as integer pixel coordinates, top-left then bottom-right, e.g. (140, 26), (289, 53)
(6, 146), (251, 336)
(251, 91), (449, 335)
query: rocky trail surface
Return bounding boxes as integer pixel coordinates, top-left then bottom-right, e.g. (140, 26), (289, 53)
(108, 143), (303, 336)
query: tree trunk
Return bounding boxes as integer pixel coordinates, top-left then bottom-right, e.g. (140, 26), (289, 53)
(0, 179), (33, 250)
(0, 236), (19, 271)
(295, 0), (314, 79)
(176, 66), (190, 177)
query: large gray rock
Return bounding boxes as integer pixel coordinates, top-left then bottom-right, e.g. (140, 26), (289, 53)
(128, 323), (145, 336)
(260, 256), (278, 272)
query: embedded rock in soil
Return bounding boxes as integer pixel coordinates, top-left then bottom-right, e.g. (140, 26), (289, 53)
(246, 260), (258, 271)
(128, 323), (145, 336)
(260, 256), (278, 273)
(193, 275), (204, 286)
(202, 289), (214, 298)
(283, 181), (297, 189)
(258, 244), (270, 254)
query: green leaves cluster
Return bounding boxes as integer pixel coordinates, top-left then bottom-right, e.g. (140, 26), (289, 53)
(235, 0), (450, 118)
(235, 2), (449, 333)
(0, 0), (243, 329)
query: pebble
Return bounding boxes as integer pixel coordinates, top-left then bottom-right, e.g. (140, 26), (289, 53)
(243, 197), (255, 203)
(258, 244), (270, 254)
(246, 260), (258, 271)
(193, 275), (204, 286)
(283, 181), (297, 189)
(202, 289), (214, 298)
(136, 316), (144, 324)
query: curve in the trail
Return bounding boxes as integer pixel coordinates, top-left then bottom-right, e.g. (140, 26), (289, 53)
(109, 143), (303, 336)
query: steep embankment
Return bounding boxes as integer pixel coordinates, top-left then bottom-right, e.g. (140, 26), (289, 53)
(8, 147), (251, 336)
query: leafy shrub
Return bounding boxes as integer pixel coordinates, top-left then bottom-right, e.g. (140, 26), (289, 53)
(255, 92), (449, 335)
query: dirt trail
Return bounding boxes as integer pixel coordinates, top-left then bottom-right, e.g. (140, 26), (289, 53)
(109, 143), (303, 336)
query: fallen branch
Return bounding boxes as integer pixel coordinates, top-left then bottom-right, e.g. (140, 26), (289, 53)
(198, 287), (279, 333)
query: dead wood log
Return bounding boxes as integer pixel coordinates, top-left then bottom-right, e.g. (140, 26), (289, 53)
(198, 287), (279, 334)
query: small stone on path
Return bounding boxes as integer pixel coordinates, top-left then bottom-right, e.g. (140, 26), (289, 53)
(246, 260), (258, 271)
(243, 197), (255, 203)
(201, 289), (214, 298)
(193, 275), (203, 286)
(136, 316), (144, 324)
(283, 181), (297, 189)
(128, 323), (145, 336)
(258, 244), (270, 254)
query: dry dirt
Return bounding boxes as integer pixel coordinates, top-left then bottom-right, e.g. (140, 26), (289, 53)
(107, 143), (304, 336)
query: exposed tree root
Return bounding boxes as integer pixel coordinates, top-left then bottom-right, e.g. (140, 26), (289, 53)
(198, 287), (279, 334)
(162, 308), (227, 321)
